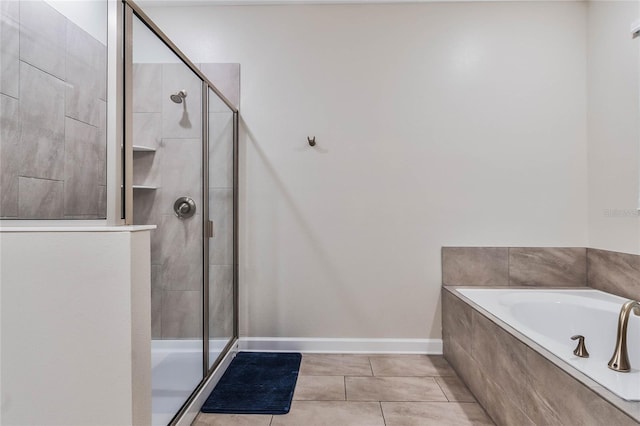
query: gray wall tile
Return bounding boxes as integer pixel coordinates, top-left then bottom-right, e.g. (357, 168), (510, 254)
(0, 4), (19, 98)
(65, 20), (106, 127)
(157, 213), (203, 291)
(133, 151), (162, 188)
(509, 247), (587, 287)
(587, 249), (640, 300)
(133, 112), (162, 150)
(18, 176), (63, 218)
(19, 61), (65, 180)
(443, 288), (636, 426)
(209, 265), (233, 341)
(134, 62), (239, 340)
(159, 138), (202, 215)
(162, 63), (202, 138)
(97, 185), (107, 218)
(209, 188), (233, 266)
(151, 265), (162, 339)
(442, 247), (508, 286)
(471, 311), (528, 407)
(524, 348), (637, 426)
(482, 377), (535, 426)
(133, 64), (162, 113)
(0, 1), (18, 20)
(96, 100), (107, 186)
(64, 117), (100, 215)
(19, 0), (66, 79)
(0, 93), (20, 217)
(441, 289), (472, 351)
(209, 112), (234, 189)
(133, 187), (161, 228)
(161, 290), (202, 339)
(442, 338), (486, 411)
(201, 63), (240, 111)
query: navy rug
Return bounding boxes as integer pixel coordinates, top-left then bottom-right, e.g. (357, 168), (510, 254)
(201, 352), (302, 414)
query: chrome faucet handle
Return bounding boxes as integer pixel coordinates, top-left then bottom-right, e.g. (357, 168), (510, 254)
(571, 335), (589, 358)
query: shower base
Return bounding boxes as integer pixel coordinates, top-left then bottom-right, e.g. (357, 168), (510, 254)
(152, 339), (231, 425)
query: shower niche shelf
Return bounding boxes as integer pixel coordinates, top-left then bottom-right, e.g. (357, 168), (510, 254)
(132, 185), (158, 190)
(133, 145), (157, 152)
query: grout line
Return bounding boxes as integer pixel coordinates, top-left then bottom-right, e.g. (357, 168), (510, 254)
(379, 401), (387, 426)
(65, 114), (101, 130)
(344, 375), (348, 401)
(17, 176), (63, 182)
(585, 247), (590, 287)
(507, 247), (511, 286)
(19, 59), (65, 85)
(0, 91), (18, 101)
(433, 376), (451, 402)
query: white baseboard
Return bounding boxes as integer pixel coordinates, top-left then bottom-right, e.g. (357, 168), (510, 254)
(238, 337), (442, 354)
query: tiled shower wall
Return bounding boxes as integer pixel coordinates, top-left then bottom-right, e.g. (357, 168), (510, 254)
(132, 62), (238, 340)
(205, 62), (237, 346)
(0, 0), (107, 219)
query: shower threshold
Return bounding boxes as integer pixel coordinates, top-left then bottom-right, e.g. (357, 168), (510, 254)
(151, 338), (231, 425)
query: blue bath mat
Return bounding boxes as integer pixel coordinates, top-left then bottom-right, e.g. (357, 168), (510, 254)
(201, 352), (302, 414)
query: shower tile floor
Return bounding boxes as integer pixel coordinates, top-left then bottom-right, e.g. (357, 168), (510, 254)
(192, 354), (494, 425)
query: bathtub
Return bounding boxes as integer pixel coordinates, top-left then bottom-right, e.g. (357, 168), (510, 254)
(456, 288), (640, 401)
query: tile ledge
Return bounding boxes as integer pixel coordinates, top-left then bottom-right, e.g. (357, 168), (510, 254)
(0, 225), (156, 233)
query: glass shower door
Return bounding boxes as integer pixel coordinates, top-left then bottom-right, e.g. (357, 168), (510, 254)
(129, 14), (204, 425)
(207, 88), (236, 368)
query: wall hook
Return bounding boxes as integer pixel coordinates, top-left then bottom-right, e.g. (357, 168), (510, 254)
(307, 136), (316, 147)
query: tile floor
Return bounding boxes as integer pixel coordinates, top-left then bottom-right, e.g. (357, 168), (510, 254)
(193, 354), (495, 426)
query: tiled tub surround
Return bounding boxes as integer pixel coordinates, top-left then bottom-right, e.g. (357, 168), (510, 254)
(442, 247), (588, 287)
(0, 0), (107, 219)
(442, 287), (640, 425)
(440, 246), (640, 425)
(442, 246), (640, 299)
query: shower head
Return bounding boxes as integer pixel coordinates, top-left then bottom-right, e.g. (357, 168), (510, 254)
(170, 90), (187, 104)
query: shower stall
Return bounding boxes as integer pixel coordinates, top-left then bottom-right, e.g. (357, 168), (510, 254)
(124, 2), (239, 425)
(0, 0), (237, 423)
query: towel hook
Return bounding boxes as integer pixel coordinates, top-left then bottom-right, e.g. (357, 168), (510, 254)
(307, 136), (316, 147)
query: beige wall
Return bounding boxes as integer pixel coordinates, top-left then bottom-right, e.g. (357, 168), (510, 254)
(587, 0), (640, 255)
(144, 2), (589, 339)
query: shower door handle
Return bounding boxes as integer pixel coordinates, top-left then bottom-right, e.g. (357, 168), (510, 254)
(207, 220), (215, 238)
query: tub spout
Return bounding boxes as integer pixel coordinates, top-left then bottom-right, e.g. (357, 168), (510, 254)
(608, 300), (640, 372)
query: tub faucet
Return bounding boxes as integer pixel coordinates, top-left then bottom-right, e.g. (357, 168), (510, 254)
(608, 300), (640, 372)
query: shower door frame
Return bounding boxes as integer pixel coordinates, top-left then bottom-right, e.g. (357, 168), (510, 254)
(122, 1), (240, 423)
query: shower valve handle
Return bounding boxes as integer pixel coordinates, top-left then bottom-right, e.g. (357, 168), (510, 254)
(173, 196), (196, 219)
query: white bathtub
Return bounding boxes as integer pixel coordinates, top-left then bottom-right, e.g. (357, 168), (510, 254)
(456, 288), (640, 401)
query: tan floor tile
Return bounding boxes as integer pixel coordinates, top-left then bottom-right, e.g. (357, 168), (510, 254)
(382, 402), (494, 425)
(346, 376), (448, 402)
(435, 376), (476, 402)
(294, 375), (346, 401)
(271, 401), (385, 426)
(369, 355), (455, 377)
(192, 413), (273, 426)
(300, 354), (372, 376)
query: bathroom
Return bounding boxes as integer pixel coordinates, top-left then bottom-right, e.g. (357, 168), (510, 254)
(1, 0), (640, 424)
